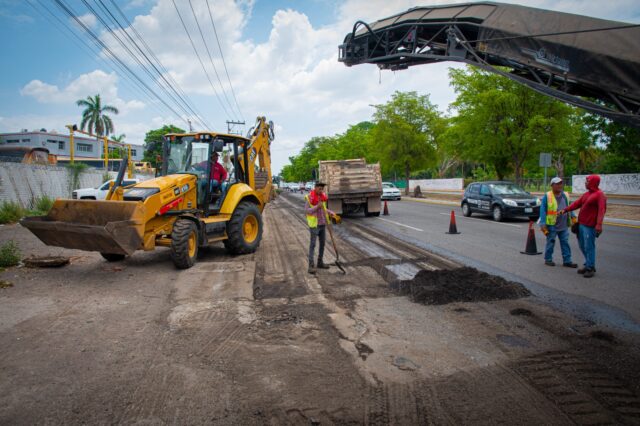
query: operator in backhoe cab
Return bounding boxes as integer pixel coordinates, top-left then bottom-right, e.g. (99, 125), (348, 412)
(305, 182), (339, 274)
(197, 151), (228, 194)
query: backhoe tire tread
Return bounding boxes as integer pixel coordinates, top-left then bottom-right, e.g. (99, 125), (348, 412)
(171, 219), (198, 269)
(224, 201), (263, 255)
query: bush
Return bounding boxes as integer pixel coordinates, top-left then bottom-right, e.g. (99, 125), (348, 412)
(0, 240), (21, 267)
(31, 195), (55, 215)
(0, 201), (27, 224)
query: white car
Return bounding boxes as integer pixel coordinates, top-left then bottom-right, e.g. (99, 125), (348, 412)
(72, 178), (140, 200)
(381, 182), (402, 200)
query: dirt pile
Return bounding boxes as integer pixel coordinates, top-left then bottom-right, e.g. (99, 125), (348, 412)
(393, 267), (531, 305)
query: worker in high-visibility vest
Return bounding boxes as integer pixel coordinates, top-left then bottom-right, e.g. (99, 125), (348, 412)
(305, 182), (339, 274)
(539, 177), (577, 268)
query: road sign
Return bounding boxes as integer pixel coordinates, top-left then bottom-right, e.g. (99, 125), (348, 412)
(539, 153), (552, 167)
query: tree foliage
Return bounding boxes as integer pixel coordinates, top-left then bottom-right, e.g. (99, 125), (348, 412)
(143, 125), (185, 167)
(76, 94), (119, 137)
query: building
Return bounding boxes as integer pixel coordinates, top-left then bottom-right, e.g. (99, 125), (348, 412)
(0, 129), (144, 162)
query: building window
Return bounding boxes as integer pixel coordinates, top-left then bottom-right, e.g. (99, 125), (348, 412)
(7, 139), (19, 143)
(77, 143), (93, 153)
(58, 141), (65, 150)
(131, 149), (137, 157)
(21, 139), (31, 143)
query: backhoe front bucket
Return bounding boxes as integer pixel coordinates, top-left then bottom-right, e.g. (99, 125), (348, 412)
(20, 199), (146, 255)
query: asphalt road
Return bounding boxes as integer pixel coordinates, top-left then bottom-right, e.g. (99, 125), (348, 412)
(352, 198), (640, 327)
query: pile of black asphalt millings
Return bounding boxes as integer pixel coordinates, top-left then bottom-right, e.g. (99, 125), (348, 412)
(393, 267), (531, 305)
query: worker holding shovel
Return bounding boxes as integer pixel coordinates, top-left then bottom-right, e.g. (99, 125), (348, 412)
(305, 182), (340, 274)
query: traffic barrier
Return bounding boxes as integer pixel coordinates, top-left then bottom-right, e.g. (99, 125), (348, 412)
(383, 200), (389, 215)
(521, 221), (542, 255)
(445, 210), (461, 234)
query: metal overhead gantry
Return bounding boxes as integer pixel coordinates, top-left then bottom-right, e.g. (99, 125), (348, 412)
(338, 2), (640, 128)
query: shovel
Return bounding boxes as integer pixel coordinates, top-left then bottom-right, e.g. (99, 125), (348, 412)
(322, 204), (346, 274)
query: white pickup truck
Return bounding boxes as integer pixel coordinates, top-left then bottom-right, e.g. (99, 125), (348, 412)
(72, 178), (140, 200)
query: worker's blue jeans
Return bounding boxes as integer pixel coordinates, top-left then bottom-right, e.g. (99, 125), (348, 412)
(308, 225), (326, 266)
(544, 225), (572, 264)
(578, 224), (597, 269)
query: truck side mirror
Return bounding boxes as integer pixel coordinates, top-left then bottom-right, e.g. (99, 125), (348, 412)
(212, 138), (224, 153)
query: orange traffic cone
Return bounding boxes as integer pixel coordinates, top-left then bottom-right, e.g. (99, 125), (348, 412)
(383, 200), (389, 215)
(521, 221), (542, 255)
(446, 210), (460, 234)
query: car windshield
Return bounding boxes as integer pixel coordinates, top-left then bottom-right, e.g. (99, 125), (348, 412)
(383, 183), (396, 189)
(489, 183), (528, 195)
(167, 136), (210, 178)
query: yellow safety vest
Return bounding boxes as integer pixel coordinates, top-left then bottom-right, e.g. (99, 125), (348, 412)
(305, 195), (329, 228)
(545, 191), (571, 226)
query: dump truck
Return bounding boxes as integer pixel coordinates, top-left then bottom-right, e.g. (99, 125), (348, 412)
(319, 159), (382, 217)
(21, 117), (275, 269)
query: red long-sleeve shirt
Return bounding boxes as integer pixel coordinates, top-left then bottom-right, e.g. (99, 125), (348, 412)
(566, 187), (607, 230)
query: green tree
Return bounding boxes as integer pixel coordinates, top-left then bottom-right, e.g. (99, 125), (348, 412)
(143, 125), (185, 168)
(582, 113), (640, 173)
(448, 67), (581, 182)
(372, 91), (443, 194)
(76, 94), (119, 136)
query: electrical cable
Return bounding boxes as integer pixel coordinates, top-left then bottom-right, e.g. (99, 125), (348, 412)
(205, 0), (244, 121)
(171, 0), (232, 120)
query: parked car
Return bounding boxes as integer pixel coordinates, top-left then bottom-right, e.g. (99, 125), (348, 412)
(381, 182), (402, 200)
(72, 178), (140, 200)
(305, 181), (315, 192)
(461, 181), (540, 222)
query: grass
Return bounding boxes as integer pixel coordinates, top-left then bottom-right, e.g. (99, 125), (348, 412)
(0, 240), (21, 268)
(0, 201), (26, 224)
(0, 196), (55, 224)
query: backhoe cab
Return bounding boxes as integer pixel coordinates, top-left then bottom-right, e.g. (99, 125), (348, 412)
(21, 116), (275, 269)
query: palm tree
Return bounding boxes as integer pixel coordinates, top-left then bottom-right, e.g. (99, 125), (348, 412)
(112, 133), (126, 143)
(76, 94), (119, 136)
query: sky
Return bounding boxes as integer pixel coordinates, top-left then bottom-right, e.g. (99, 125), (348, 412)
(1, 0), (639, 174)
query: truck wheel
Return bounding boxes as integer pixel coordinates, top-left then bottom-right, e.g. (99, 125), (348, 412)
(171, 219), (198, 269)
(100, 253), (125, 262)
(364, 203), (380, 217)
(224, 201), (263, 254)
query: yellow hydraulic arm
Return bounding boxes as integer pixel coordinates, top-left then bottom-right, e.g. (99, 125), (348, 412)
(242, 117), (275, 204)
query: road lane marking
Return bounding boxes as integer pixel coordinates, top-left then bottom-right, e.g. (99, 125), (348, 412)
(377, 217), (424, 232)
(603, 222), (640, 229)
(438, 212), (522, 228)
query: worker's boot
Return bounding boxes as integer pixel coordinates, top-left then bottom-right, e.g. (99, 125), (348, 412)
(317, 258), (330, 269)
(308, 262), (316, 275)
(583, 268), (596, 278)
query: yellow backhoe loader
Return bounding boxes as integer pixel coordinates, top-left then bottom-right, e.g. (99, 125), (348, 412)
(21, 117), (275, 269)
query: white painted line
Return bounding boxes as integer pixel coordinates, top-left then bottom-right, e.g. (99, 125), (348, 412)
(377, 217), (424, 232)
(439, 212), (522, 228)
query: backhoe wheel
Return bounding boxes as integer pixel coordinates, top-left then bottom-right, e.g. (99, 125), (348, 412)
(101, 253), (126, 262)
(224, 201), (263, 255)
(171, 219), (199, 269)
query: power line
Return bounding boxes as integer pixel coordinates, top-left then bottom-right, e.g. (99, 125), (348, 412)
(79, 0), (210, 129)
(28, 0), (174, 122)
(92, 0), (211, 129)
(106, 0), (212, 129)
(52, 0), (189, 122)
(187, 0), (239, 120)
(205, 0), (244, 120)
(171, 0), (233, 120)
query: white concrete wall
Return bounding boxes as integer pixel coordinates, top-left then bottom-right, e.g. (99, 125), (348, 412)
(0, 162), (109, 207)
(572, 174), (640, 196)
(409, 178), (464, 191)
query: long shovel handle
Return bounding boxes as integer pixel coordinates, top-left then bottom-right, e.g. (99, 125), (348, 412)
(322, 205), (346, 274)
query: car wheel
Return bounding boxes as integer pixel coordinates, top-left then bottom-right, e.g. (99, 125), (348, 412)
(462, 203), (472, 217)
(492, 205), (503, 222)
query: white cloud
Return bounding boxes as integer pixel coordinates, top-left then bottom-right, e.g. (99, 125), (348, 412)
(73, 13), (97, 29)
(7, 0), (640, 173)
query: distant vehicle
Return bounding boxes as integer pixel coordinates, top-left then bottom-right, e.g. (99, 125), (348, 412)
(461, 181), (540, 222)
(305, 181), (315, 192)
(0, 146), (57, 165)
(298, 182), (305, 192)
(72, 178), (140, 200)
(133, 161), (155, 174)
(381, 182), (402, 201)
(319, 159), (382, 216)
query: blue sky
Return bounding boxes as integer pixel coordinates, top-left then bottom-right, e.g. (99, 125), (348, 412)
(1, 0), (639, 174)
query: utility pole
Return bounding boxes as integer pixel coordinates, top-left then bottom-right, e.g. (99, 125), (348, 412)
(188, 119), (193, 132)
(226, 120), (245, 135)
